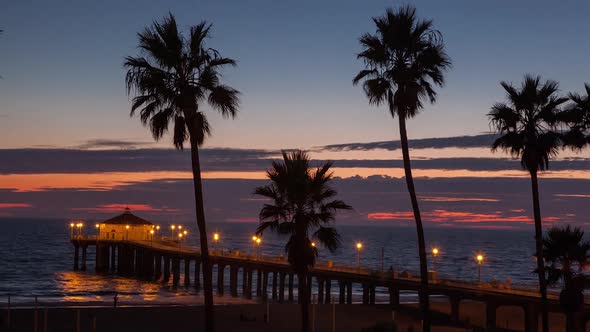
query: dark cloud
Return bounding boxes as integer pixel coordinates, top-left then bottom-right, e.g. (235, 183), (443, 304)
(320, 134), (498, 151)
(1, 148), (588, 174)
(76, 139), (155, 150)
(0, 148), (277, 174)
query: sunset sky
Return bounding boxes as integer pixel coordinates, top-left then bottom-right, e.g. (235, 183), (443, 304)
(0, 1), (589, 228)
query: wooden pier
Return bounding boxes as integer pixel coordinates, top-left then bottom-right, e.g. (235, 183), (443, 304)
(71, 235), (590, 331)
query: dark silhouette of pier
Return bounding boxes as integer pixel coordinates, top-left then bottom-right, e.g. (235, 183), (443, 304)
(71, 236), (590, 331)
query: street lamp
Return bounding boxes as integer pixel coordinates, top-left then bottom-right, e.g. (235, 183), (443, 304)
(432, 247), (440, 277)
(125, 225), (130, 240)
(213, 232), (220, 253)
(178, 232), (183, 251)
(170, 225), (176, 239)
(149, 229), (154, 246)
(311, 242), (316, 247)
(356, 242), (363, 270)
(95, 224), (100, 239)
(252, 235), (258, 257)
(476, 253), (484, 284)
(69, 223), (75, 238)
(76, 223), (83, 236)
(255, 237), (261, 259)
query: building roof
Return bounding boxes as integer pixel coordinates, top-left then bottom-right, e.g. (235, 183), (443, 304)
(102, 208), (153, 225)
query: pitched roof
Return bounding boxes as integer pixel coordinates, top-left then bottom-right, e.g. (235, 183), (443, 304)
(102, 208), (153, 225)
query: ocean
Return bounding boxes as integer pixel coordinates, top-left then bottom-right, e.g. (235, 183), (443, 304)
(0, 218), (542, 306)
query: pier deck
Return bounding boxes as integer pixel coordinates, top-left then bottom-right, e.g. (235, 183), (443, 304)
(70, 235), (590, 331)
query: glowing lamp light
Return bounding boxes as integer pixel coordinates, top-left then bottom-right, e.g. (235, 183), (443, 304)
(252, 235), (258, 242)
(125, 225), (130, 230)
(178, 225), (183, 230)
(311, 242), (316, 247)
(95, 224), (100, 229)
(356, 242), (363, 250)
(476, 254), (484, 263)
(178, 233), (183, 239)
(156, 225), (160, 230)
(213, 233), (220, 241)
(432, 248), (439, 256)
(256, 238), (261, 245)
(70, 223), (74, 228)
(171, 225), (176, 230)
(183, 230), (188, 235)
(149, 230), (154, 235)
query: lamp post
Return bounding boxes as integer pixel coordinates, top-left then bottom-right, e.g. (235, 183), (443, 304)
(125, 225), (129, 240)
(178, 233), (183, 252)
(170, 225), (176, 239)
(476, 253), (484, 284)
(251, 235), (258, 257)
(432, 247), (439, 277)
(155, 225), (161, 239)
(149, 229), (154, 247)
(356, 242), (363, 270)
(95, 224), (100, 239)
(76, 223), (83, 237)
(255, 237), (261, 259)
(213, 232), (220, 253)
(69, 223), (75, 238)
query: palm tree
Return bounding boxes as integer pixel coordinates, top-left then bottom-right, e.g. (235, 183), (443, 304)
(124, 14), (239, 332)
(541, 225), (589, 332)
(254, 150), (352, 332)
(353, 6), (451, 331)
(558, 83), (590, 151)
(488, 75), (567, 332)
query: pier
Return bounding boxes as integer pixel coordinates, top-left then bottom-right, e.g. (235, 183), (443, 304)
(71, 235), (590, 331)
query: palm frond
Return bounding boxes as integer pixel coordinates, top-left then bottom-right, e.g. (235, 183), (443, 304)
(125, 13), (239, 150)
(313, 226), (340, 253)
(354, 5), (451, 120)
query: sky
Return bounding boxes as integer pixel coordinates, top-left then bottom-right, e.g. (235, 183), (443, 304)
(0, 1), (589, 229)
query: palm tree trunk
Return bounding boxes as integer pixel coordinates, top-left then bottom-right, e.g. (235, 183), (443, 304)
(189, 130), (215, 332)
(298, 271), (310, 332)
(565, 311), (575, 332)
(398, 116), (430, 332)
(531, 171), (549, 332)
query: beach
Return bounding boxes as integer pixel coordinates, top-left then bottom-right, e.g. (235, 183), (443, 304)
(2, 300), (583, 332)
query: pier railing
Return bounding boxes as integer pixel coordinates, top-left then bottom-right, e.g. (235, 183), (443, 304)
(70, 237), (584, 304)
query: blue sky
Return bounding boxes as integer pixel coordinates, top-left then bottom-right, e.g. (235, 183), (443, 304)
(1, 0), (590, 149)
(0, 1), (589, 227)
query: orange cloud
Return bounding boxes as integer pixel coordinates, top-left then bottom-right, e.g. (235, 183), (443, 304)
(368, 209), (565, 225)
(0, 203), (32, 209)
(419, 196), (500, 202)
(367, 212), (414, 221)
(555, 194), (590, 198)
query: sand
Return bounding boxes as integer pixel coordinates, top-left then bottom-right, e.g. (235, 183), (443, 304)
(1, 301), (585, 332)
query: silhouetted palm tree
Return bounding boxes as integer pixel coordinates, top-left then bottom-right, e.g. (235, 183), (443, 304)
(488, 75), (567, 332)
(558, 83), (590, 151)
(353, 6), (451, 331)
(542, 225), (589, 332)
(254, 150), (352, 332)
(124, 14), (239, 332)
